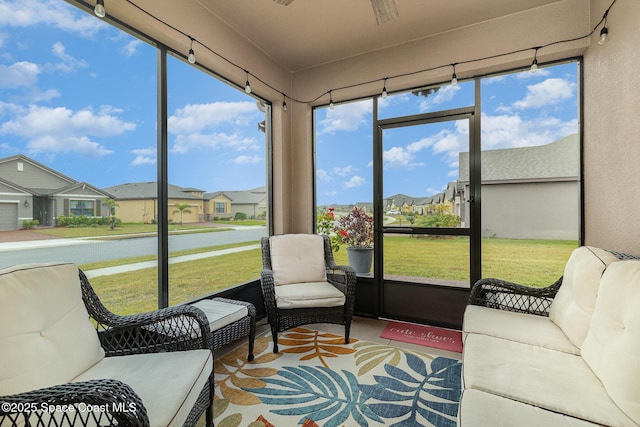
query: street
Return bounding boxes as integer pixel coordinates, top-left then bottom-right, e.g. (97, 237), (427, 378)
(0, 227), (267, 269)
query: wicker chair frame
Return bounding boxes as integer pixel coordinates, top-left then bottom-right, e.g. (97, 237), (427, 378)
(0, 269), (214, 427)
(469, 249), (639, 316)
(260, 235), (356, 353)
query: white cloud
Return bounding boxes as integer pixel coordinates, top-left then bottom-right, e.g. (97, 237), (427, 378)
(513, 78), (575, 109)
(121, 40), (142, 58)
(316, 169), (332, 182)
(130, 148), (155, 166)
(170, 132), (258, 154)
(0, 0), (105, 36)
(0, 104), (135, 157)
(234, 155), (261, 164)
(333, 165), (355, 176)
(0, 62), (40, 88)
(317, 100), (371, 135)
(481, 113), (577, 150)
(382, 146), (424, 169)
(51, 42), (88, 73)
(168, 101), (258, 134)
(344, 176), (366, 188)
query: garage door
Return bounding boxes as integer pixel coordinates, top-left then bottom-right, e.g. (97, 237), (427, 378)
(0, 203), (18, 230)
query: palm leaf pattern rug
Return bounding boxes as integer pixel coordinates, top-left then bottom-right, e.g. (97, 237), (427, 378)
(214, 327), (462, 427)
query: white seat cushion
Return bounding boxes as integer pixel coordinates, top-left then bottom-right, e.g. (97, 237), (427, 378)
(72, 350), (212, 427)
(269, 234), (327, 285)
(463, 305), (579, 355)
(275, 281), (346, 309)
(549, 246), (618, 348)
(459, 389), (601, 427)
(581, 260), (640, 425)
(463, 333), (636, 426)
(0, 262), (105, 396)
(191, 299), (248, 331)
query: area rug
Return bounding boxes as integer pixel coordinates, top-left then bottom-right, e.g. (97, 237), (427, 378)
(214, 327), (462, 426)
(380, 321), (463, 353)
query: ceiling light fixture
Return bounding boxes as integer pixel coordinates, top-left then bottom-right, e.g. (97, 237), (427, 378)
(94, 0), (106, 18)
(530, 47), (540, 73)
(382, 78), (388, 98)
(598, 13), (609, 45)
(282, 94), (288, 112)
(187, 37), (196, 64)
(450, 63), (458, 86)
(244, 71), (252, 94)
(329, 90), (335, 110)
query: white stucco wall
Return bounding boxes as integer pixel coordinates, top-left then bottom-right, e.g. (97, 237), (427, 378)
(583, 0), (640, 255)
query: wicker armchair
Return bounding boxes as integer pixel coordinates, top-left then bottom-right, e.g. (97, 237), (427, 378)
(260, 234), (356, 353)
(0, 262), (213, 427)
(468, 249), (639, 316)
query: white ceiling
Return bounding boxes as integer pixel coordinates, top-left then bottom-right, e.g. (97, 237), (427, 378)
(197, 0), (561, 72)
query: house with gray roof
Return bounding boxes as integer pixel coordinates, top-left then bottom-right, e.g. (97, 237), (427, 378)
(103, 182), (206, 223)
(458, 133), (579, 239)
(0, 154), (113, 230)
(204, 186), (266, 219)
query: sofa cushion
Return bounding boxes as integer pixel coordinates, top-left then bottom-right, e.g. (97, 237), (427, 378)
(275, 281), (345, 309)
(72, 349), (212, 427)
(463, 333), (636, 426)
(549, 246), (618, 348)
(269, 234), (327, 286)
(581, 260), (640, 425)
(459, 389), (601, 427)
(0, 262), (105, 396)
(463, 305), (579, 355)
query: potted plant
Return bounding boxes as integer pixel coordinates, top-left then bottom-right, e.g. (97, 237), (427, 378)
(335, 206), (374, 274)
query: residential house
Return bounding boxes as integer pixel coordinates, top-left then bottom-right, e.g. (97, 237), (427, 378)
(204, 186), (267, 220)
(458, 134), (579, 239)
(103, 182), (205, 224)
(0, 155), (112, 230)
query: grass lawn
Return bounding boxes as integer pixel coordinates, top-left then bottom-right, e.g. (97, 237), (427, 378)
(84, 236), (577, 316)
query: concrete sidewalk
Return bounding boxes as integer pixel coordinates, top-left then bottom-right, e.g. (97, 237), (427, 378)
(84, 244), (260, 278)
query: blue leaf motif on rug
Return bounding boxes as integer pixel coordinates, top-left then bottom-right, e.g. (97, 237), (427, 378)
(242, 354), (461, 426)
(360, 354), (462, 427)
(244, 365), (385, 426)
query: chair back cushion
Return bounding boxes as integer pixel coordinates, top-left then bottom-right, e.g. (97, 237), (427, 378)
(581, 260), (640, 425)
(0, 262), (105, 396)
(549, 246), (618, 348)
(269, 234), (327, 286)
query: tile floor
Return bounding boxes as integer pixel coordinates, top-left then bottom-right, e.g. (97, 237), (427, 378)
(215, 315), (462, 361)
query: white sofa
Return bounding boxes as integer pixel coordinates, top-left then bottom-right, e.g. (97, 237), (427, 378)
(459, 246), (640, 426)
(0, 262), (214, 427)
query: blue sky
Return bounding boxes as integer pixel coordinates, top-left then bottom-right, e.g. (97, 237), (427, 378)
(0, 0), (266, 193)
(1, 0), (577, 203)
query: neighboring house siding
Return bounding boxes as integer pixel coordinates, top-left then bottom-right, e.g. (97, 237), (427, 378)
(170, 199), (202, 223)
(231, 198), (266, 218)
(115, 200), (157, 223)
(480, 181), (579, 239)
(0, 157), (74, 190)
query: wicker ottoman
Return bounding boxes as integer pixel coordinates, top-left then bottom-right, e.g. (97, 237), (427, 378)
(191, 297), (256, 361)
